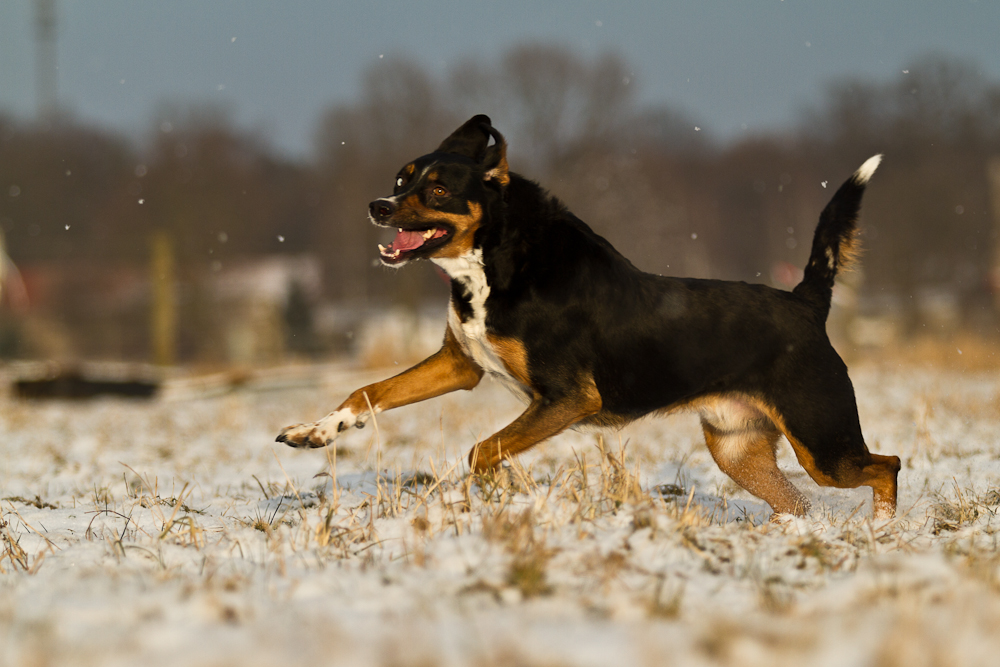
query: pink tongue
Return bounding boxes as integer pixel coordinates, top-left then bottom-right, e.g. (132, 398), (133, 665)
(392, 229), (426, 252)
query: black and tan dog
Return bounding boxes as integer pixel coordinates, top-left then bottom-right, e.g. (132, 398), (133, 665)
(278, 115), (901, 519)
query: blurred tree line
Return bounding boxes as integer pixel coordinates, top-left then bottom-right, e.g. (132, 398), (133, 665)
(1, 46), (999, 362)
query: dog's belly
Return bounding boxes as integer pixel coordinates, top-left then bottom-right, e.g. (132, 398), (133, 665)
(697, 396), (771, 432)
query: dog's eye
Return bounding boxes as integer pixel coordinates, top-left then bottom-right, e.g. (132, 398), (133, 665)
(396, 177), (404, 188)
(431, 186), (448, 197)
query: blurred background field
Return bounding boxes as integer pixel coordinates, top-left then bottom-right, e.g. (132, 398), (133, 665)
(1, 2), (1000, 375)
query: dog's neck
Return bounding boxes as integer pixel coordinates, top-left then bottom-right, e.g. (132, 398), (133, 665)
(431, 249), (485, 282)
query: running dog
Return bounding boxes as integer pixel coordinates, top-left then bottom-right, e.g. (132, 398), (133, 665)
(277, 115), (901, 519)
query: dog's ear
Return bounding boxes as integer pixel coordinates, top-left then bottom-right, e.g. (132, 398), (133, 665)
(482, 131), (509, 186)
(437, 115), (509, 187)
(436, 115), (494, 160)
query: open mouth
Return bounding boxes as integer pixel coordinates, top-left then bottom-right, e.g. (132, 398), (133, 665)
(378, 226), (450, 263)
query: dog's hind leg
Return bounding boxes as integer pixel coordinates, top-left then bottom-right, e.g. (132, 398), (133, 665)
(858, 453), (902, 520)
(779, 430), (900, 521)
(758, 385), (901, 520)
(701, 418), (811, 516)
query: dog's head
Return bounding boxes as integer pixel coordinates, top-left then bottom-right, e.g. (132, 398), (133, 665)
(369, 114), (509, 267)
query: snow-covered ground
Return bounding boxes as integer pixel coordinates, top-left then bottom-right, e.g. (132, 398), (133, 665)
(2, 362), (1000, 666)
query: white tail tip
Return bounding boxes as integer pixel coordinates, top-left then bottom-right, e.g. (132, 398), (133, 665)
(854, 154), (882, 184)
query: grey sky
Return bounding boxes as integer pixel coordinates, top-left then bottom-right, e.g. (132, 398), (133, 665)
(2, 1), (999, 158)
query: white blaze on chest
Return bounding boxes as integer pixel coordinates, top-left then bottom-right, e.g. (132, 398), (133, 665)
(432, 252), (531, 400)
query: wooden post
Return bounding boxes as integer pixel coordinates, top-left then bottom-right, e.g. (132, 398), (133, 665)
(988, 158), (1000, 313)
(150, 230), (177, 366)
(34, 0), (58, 117)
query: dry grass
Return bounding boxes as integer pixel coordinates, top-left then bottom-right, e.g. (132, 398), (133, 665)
(2, 365), (1000, 664)
(857, 332), (1000, 372)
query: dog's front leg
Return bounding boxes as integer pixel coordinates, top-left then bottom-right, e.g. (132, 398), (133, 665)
(278, 328), (483, 449)
(468, 382), (602, 472)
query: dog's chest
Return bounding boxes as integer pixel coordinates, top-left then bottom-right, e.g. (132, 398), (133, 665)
(433, 253), (531, 400)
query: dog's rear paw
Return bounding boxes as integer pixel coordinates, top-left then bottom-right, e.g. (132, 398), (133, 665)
(275, 408), (367, 449)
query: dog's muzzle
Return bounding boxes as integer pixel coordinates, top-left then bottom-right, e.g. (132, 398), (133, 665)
(369, 198), (395, 223)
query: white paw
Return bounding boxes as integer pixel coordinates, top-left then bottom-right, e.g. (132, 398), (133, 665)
(317, 408), (370, 434)
(276, 408), (367, 449)
(873, 498), (896, 522)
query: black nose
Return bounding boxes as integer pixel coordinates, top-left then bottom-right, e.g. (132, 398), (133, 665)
(369, 199), (395, 222)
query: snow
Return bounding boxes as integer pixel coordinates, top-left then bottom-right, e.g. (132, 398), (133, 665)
(2, 362), (1000, 665)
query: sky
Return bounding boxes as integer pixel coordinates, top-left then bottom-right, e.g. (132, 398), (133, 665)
(2, 0), (999, 159)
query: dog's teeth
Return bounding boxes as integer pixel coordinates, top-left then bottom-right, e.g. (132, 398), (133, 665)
(378, 243), (386, 252)
(422, 229), (436, 240)
(398, 228), (403, 232)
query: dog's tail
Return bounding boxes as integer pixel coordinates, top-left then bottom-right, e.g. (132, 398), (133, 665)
(793, 155), (881, 320)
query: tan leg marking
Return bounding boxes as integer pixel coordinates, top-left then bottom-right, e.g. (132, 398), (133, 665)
(752, 399), (901, 519)
(342, 325), (483, 413)
(277, 326), (483, 448)
(859, 453), (902, 520)
(701, 420), (811, 516)
(674, 392), (900, 519)
(468, 377), (602, 472)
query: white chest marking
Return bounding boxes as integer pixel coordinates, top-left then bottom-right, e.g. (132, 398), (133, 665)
(432, 252), (531, 401)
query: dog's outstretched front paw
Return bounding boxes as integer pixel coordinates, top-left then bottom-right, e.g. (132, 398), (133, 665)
(275, 422), (331, 448)
(275, 408), (368, 449)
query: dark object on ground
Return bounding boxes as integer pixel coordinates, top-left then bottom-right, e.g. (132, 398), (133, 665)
(12, 363), (160, 399)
